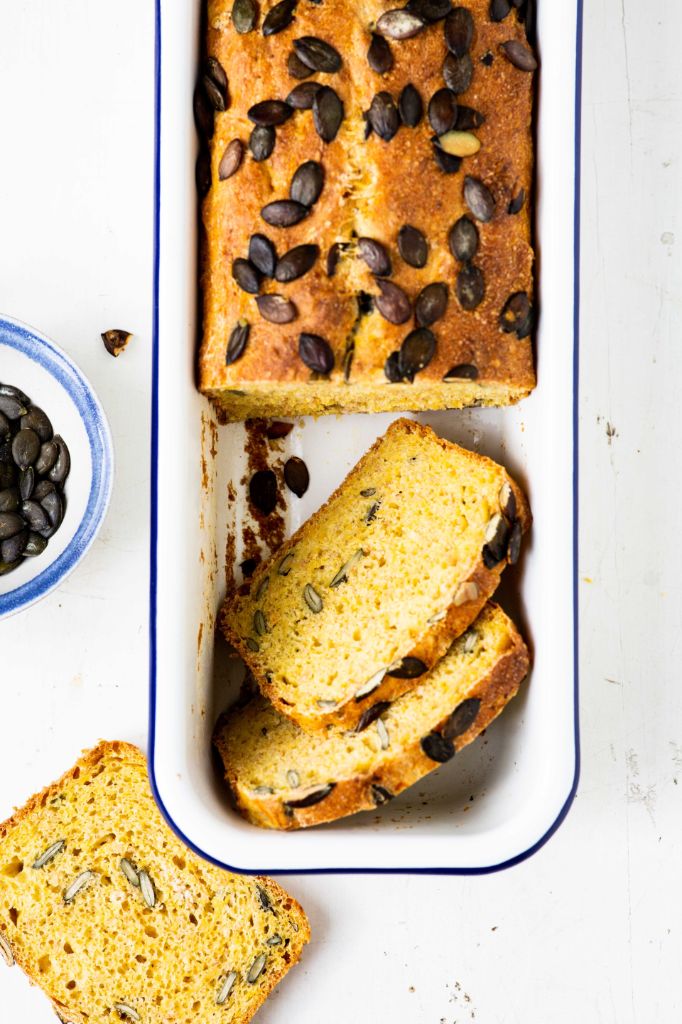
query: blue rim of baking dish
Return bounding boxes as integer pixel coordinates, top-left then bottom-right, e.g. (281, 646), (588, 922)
(148, 0), (584, 875)
(0, 315), (113, 619)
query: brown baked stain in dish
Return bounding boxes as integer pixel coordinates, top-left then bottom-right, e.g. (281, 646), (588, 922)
(199, 0), (536, 419)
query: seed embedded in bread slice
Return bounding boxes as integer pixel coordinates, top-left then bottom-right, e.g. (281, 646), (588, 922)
(0, 741), (309, 1024)
(221, 418), (530, 732)
(214, 603), (529, 829)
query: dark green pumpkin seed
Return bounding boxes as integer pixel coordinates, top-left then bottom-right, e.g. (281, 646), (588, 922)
(507, 520), (522, 564)
(500, 39), (538, 71)
(196, 149), (211, 196)
(0, 488), (19, 513)
(0, 395), (27, 420)
(12, 429), (40, 469)
(384, 351), (403, 382)
(249, 234), (277, 277)
(248, 100), (293, 126)
(285, 784), (335, 809)
(356, 702), (391, 732)
(443, 363), (478, 381)
(226, 321), (250, 365)
(193, 87), (214, 141)
(286, 81), (323, 109)
(293, 36), (342, 73)
(428, 88), (458, 134)
(443, 697), (481, 740)
(464, 175), (495, 221)
(482, 513), (511, 567)
(456, 264), (485, 309)
(508, 188), (526, 214)
(232, 0), (259, 33)
(23, 531), (47, 557)
(312, 86), (344, 142)
(0, 383), (29, 405)
(262, 0), (297, 36)
(398, 225), (428, 268)
(326, 243), (342, 276)
(455, 105), (485, 130)
(21, 500), (50, 532)
(287, 49), (313, 78)
(1, 530), (27, 563)
(32, 480), (56, 501)
(256, 294), (297, 324)
(290, 161), (324, 207)
(399, 328), (436, 380)
(407, 0), (452, 22)
(387, 657), (428, 679)
(249, 469), (278, 516)
(18, 467), (34, 501)
(367, 91), (399, 142)
(0, 512), (24, 540)
(443, 52), (473, 93)
(374, 280), (411, 325)
(449, 216), (479, 262)
(358, 237), (391, 276)
(367, 32), (393, 74)
(489, 0), (511, 20)
(421, 732), (455, 762)
(444, 7), (474, 57)
(218, 139), (244, 180)
(261, 199), (309, 227)
(499, 292), (533, 337)
(371, 784), (394, 806)
(284, 456), (309, 497)
(0, 411), (9, 437)
(299, 333), (334, 374)
(250, 124), (276, 161)
(275, 244), (319, 282)
(376, 8), (425, 39)
(202, 57), (229, 111)
(398, 86), (423, 129)
(432, 142), (462, 174)
(20, 407), (52, 443)
(232, 258), (261, 294)
(40, 489), (63, 529)
(415, 282), (448, 327)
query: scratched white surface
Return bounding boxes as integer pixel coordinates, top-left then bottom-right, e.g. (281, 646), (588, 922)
(0, 2), (679, 1021)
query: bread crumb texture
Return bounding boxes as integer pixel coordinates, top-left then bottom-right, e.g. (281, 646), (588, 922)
(200, 0), (535, 418)
(215, 603), (529, 829)
(222, 419), (530, 731)
(0, 741), (309, 1024)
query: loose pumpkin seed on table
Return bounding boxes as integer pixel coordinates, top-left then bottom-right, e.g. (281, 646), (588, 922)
(199, 0), (536, 417)
(0, 383), (71, 575)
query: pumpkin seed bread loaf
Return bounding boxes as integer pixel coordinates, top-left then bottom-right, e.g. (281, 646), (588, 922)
(198, 0), (536, 420)
(221, 419), (530, 732)
(215, 603), (529, 829)
(0, 742), (309, 1024)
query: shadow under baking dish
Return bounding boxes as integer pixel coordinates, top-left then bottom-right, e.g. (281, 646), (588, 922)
(148, 0), (584, 874)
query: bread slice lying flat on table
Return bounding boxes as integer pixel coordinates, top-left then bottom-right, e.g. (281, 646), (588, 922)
(0, 741), (309, 1024)
(215, 603), (529, 830)
(222, 418), (530, 733)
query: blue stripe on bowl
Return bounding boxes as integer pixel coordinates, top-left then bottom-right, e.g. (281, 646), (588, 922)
(0, 316), (113, 618)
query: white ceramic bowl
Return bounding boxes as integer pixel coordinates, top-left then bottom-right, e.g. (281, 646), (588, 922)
(0, 315), (113, 618)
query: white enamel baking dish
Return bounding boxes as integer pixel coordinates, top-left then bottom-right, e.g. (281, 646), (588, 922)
(149, 0), (583, 874)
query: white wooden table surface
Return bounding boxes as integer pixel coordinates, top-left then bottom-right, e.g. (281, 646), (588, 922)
(1, 2), (679, 1021)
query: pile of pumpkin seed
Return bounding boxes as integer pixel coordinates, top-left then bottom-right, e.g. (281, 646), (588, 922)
(0, 382), (71, 575)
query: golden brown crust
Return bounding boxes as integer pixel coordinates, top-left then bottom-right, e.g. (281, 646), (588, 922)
(214, 617), (530, 829)
(0, 741), (310, 1024)
(199, 0), (535, 419)
(220, 418), (530, 731)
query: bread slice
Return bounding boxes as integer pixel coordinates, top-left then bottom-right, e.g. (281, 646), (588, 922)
(0, 742), (309, 1024)
(221, 418), (529, 732)
(214, 604), (529, 830)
